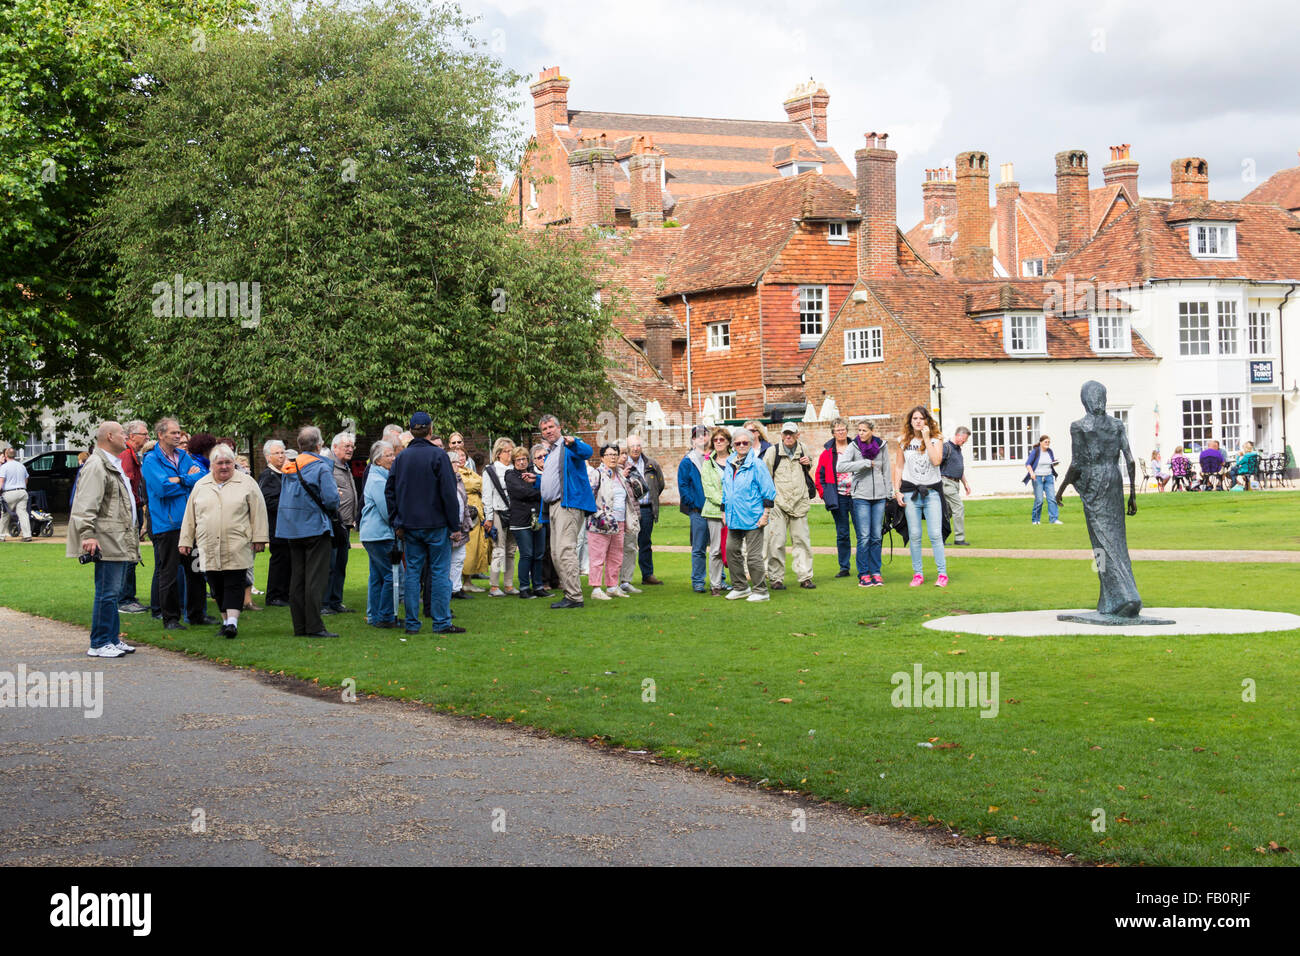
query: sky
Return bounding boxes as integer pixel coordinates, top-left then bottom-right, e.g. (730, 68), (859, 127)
(455, 0), (1300, 227)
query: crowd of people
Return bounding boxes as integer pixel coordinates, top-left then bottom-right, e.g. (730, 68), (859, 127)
(1151, 441), (1262, 492)
(64, 406), (978, 657)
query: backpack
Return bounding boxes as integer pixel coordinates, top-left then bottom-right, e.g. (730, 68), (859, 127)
(764, 445), (817, 499)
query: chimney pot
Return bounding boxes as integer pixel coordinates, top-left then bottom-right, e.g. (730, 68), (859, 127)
(568, 137), (617, 228)
(530, 66), (571, 136)
(784, 80), (830, 143)
(1103, 145), (1140, 206)
(1049, 148), (1091, 270)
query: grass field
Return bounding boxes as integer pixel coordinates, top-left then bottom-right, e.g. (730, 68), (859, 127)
(651, 488), (1300, 551)
(2, 537), (1298, 866)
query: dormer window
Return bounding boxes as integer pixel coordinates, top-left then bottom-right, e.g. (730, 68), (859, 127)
(1190, 223), (1235, 258)
(779, 161), (822, 177)
(1003, 313), (1046, 355)
(1090, 312), (1131, 353)
(1021, 259), (1044, 277)
(827, 220), (848, 245)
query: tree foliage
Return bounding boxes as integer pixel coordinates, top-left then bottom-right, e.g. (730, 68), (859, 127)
(0, 0), (253, 438)
(89, 1), (612, 441)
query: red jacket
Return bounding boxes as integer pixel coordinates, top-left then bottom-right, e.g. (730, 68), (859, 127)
(120, 444), (144, 509)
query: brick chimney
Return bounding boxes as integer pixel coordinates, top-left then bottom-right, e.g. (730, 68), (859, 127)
(995, 162), (1020, 276)
(856, 132), (900, 278)
(568, 135), (616, 227)
(953, 150), (993, 279)
(1052, 149), (1091, 265)
(922, 167), (956, 226)
(643, 313), (675, 384)
(1103, 144), (1140, 205)
(1171, 157), (1209, 200)
(628, 134), (664, 228)
(531, 66), (570, 136)
(784, 80), (830, 144)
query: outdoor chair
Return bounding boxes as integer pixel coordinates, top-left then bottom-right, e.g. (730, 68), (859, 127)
(1137, 456), (1150, 493)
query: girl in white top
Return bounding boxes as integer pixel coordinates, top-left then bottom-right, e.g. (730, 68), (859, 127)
(890, 406), (948, 588)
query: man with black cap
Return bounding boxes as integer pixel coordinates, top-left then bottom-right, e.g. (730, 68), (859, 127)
(387, 412), (465, 634)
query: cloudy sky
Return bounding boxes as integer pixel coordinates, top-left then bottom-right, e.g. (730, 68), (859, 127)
(457, 0), (1300, 226)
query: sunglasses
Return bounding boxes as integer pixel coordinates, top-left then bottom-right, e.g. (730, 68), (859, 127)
(733, 440), (751, 447)
(533, 455), (545, 461)
(713, 437), (729, 443)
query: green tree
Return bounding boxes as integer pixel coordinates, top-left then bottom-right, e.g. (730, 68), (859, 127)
(89, 0), (611, 440)
(0, 0), (253, 440)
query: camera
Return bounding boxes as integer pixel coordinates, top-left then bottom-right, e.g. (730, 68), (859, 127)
(78, 548), (102, 565)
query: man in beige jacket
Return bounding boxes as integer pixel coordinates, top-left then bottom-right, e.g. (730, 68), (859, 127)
(179, 444), (269, 638)
(67, 421), (141, 658)
(761, 422), (816, 590)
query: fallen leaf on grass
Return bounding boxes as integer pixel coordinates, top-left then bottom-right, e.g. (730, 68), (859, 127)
(777, 697), (793, 704)
(947, 649), (966, 656)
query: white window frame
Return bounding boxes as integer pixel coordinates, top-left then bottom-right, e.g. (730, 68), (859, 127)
(827, 220), (848, 245)
(1219, 396), (1242, 452)
(713, 392), (737, 421)
(843, 326), (883, 364)
(798, 285), (827, 346)
(1178, 301), (1211, 356)
(1021, 258), (1044, 277)
(1181, 398), (1214, 452)
(1090, 312), (1131, 353)
(1216, 301), (1239, 355)
(1189, 223), (1236, 259)
(1003, 312), (1047, 356)
(528, 181), (538, 209)
(968, 414), (1042, 464)
(1248, 311), (1272, 356)
(707, 321), (730, 351)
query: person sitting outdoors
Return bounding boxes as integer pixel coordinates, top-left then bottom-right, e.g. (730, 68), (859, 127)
(1199, 440), (1226, 491)
(1168, 447), (1192, 491)
(1149, 451), (1169, 492)
(1234, 442), (1261, 491)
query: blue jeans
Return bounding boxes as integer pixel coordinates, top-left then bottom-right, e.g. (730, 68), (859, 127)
(91, 560), (130, 648)
(514, 526), (547, 592)
(904, 488), (946, 575)
(403, 528), (451, 632)
(1032, 475), (1059, 523)
(363, 539), (395, 624)
(851, 498), (887, 577)
(830, 502), (853, 573)
(688, 511), (709, 591)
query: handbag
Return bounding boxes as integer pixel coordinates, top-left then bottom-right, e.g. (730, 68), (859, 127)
(586, 470), (620, 535)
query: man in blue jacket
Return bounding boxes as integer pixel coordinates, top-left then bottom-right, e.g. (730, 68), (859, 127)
(721, 427), (776, 602)
(386, 412), (464, 634)
(142, 417), (210, 629)
(676, 424), (711, 594)
(538, 413), (596, 609)
(278, 426), (342, 637)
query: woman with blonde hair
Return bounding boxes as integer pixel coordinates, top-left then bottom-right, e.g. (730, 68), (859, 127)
(743, 420), (772, 458)
(890, 406), (948, 588)
(481, 436), (518, 595)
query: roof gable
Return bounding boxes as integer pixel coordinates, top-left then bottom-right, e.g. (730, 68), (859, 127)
(1243, 155), (1300, 212)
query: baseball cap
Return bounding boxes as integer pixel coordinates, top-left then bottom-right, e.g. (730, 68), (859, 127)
(409, 412), (432, 428)
(780, 422), (799, 434)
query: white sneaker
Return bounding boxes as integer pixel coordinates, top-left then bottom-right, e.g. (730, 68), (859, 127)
(590, 587), (611, 600)
(1050, 519), (1064, 525)
(620, 582), (642, 594)
(113, 639), (136, 654)
(87, 644), (125, 658)
(607, 586), (628, 598)
(746, 591), (771, 602)
(488, 588), (506, 597)
(726, 588), (752, 600)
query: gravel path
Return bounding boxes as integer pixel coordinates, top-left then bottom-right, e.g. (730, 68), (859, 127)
(0, 607), (1062, 867)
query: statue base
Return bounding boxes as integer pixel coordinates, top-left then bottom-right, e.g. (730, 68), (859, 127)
(1056, 611), (1176, 627)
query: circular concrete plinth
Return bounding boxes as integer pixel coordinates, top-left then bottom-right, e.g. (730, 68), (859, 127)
(923, 607), (1300, 637)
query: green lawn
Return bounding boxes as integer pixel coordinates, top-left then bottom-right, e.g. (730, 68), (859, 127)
(651, 489), (1300, 551)
(2, 542), (1297, 866)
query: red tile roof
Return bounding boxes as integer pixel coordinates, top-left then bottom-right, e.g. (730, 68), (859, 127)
(1054, 199), (1300, 283)
(818, 277), (1155, 363)
(1243, 153), (1300, 212)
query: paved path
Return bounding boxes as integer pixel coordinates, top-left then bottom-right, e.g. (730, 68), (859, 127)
(656, 545), (1300, 563)
(0, 607), (1061, 867)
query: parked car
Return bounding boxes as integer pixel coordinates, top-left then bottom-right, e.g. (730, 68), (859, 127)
(22, 450), (82, 514)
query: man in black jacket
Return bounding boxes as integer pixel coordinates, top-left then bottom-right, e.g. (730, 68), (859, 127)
(625, 435), (666, 585)
(386, 412), (464, 635)
(258, 439), (291, 605)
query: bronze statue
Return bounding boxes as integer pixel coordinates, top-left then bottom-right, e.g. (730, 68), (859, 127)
(1055, 381), (1172, 626)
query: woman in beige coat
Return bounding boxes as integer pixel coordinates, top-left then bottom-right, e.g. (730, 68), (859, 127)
(179, 445), (269, 638)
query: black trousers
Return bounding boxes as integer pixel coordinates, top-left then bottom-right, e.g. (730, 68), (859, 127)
(265, 536), (291, 603)
(153, 528), (207, 624)
(326, 530), (350, 609)
(289, 534), (332, 635)
(637, 503), (656, 577)
(206, 569), (249, 613)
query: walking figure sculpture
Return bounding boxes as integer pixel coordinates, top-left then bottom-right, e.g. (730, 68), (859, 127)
(1055, 381), (1173, 626)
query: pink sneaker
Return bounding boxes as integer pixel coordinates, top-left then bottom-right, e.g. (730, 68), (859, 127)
(872, 574), (884, 587)
(935, 574), (949, 588)
(909, 573), (924, 587)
